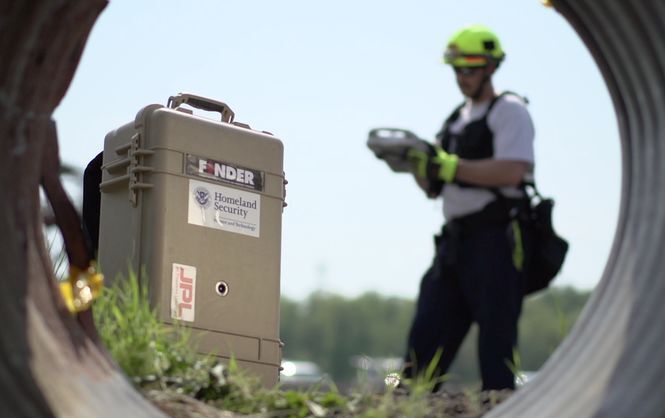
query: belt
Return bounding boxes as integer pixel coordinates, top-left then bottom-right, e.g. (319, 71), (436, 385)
(446, 198), (525, 233)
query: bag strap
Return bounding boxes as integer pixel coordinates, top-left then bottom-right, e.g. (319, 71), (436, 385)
(486, 91), (535, 202)
(489, 180), (540, 215)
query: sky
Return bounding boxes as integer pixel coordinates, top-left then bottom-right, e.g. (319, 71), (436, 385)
(54, 0), (621, 300)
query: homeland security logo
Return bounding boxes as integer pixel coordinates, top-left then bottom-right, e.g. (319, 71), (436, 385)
(193, 187), (212, 209)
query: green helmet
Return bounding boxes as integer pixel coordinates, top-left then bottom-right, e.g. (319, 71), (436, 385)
(443, 24), (506, 67)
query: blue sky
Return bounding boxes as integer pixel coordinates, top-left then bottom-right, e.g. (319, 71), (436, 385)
(54, 0), (620, 300)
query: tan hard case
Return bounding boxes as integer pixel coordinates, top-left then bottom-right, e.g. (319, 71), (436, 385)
(98, 94), (285, 386)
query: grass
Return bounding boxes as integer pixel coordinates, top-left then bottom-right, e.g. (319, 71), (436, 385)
(93, 269), (204, 386)
(92, 271), (512, 417)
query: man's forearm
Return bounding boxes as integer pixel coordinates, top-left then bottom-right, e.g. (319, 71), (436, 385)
(454, 159), (530, 187)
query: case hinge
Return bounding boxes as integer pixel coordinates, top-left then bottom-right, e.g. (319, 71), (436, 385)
(127, 133), (154, 207)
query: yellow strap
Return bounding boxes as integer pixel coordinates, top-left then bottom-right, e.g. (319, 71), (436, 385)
(511, 220), (525, 271)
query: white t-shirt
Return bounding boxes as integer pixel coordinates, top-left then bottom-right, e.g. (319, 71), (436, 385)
(441, 93), (535, 220)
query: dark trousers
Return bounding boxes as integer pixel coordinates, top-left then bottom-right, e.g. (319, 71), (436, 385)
(403, 222), (523, 391)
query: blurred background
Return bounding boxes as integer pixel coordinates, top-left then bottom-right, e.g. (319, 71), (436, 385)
(278, 287), (590, 391)
(51, 0), (620, 390)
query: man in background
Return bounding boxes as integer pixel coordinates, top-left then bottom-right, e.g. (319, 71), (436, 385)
(403, 24), (535, 391)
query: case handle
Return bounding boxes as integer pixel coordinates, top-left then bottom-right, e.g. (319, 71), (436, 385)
(167, 93), (235, 123)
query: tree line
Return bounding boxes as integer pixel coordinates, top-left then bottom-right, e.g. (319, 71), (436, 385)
(280, 286), (592, 384)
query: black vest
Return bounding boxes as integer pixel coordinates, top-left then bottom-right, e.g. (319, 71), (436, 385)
(436, 92), (519, 188)
(437, 93), (514, 158)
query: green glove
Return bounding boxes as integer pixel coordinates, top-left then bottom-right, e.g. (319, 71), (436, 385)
(407, 145), (459, 183)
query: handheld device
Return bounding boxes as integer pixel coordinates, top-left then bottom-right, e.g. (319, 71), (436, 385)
(366, 127), (430, 172)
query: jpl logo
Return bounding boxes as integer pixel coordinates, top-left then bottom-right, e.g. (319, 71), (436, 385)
(171, 263), (196, 322)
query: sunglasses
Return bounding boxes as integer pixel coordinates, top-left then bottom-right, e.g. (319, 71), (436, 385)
(453, 66), (486, 76)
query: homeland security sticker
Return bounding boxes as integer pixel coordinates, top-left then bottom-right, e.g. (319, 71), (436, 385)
(188, 178), (260, 238)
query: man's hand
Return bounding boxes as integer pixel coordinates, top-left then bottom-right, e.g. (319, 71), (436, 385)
(407, 145), (459, 183)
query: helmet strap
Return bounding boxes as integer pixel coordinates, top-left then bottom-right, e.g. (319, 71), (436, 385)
(470, 63), (496, 101)
(471, 74), (491, 101)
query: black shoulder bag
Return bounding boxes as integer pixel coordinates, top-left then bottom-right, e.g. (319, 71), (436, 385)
(494, 184), (569, 295)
